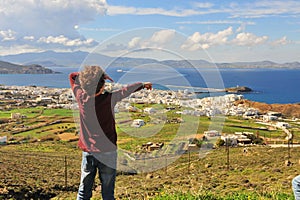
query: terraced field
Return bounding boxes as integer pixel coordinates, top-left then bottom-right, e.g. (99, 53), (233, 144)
(0, 142), (299, 199)
(0, 106), (300, 199)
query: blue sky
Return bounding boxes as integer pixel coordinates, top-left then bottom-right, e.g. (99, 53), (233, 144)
(0, 0), (299, 62)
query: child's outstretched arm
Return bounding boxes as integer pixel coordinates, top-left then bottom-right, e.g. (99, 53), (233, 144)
(112, 82), (152, 103)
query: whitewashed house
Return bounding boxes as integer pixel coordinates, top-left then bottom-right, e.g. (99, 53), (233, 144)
(276, 122), (290, 129)
(144, 107), (156, 114)
(131, 119), (145, 128)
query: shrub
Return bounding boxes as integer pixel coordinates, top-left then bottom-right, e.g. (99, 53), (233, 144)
(40, 134), (60, 142)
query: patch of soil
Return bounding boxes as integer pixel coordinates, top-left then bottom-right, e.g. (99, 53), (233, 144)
(58, 133), (78, 142)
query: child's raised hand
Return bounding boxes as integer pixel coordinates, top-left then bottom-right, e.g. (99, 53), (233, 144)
(143, 82), (152, 90)
(104, 74), (114, 82)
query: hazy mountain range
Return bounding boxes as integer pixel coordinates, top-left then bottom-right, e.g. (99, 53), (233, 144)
(0, 51), (300, 73)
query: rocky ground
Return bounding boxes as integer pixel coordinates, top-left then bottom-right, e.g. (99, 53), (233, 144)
(235, 99), (300, 118)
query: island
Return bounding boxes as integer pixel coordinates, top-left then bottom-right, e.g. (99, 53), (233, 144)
(225, 86), (252, 93)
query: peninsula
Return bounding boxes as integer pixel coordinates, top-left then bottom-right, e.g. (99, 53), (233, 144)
(0, 60), (57, 74)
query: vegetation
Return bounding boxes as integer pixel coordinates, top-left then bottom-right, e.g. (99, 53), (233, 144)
(0, 105), (299, 199)
(0, 142), (298, 199)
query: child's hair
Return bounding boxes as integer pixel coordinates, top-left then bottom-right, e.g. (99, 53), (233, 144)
(79, 65), (105, 95)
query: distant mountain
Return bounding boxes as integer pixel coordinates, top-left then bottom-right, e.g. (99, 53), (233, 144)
(0, 50), (90, 68)
(217, 61), (300, 69)
(1, 50), (300, 69)
(0, 60), (57, 74)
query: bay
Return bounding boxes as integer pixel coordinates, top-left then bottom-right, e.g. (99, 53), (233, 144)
(0, 67), (299, 104)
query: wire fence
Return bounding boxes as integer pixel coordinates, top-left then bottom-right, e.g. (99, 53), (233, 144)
(1, 145), (299, 199)
(0, 149), (82, 199)
(0, 148), (201, 192)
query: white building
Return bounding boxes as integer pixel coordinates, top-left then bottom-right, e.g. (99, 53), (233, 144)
(204, 130), (221, 137)
(144, 107), (156, 114)
(0, 136), (7, 145)
(263, 115), (278, 122)
(131, 119), (145, 128)
(276, 122), (290, 129)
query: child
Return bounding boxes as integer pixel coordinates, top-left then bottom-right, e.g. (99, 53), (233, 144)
(293, 175), (300, 200)
(69, 65), (152, 200)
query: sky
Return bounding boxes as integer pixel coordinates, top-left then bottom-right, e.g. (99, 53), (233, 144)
(0, 0), (300, 63)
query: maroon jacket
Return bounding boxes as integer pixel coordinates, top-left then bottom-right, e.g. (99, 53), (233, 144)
(69, 72), (143, 152)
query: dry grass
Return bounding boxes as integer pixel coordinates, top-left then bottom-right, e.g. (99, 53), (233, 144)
(0, 142), (298, 199)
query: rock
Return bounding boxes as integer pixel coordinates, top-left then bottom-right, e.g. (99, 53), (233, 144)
(146, 173), (154, 179)
(205, 163), (212, 168)
(272, 168), (282, 173)
(284, 160), (292, 166)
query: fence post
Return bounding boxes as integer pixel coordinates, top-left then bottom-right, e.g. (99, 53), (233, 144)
(165, 157), (167, 175)
(65, 155), (67, 189)
(188, 150), (191, 174)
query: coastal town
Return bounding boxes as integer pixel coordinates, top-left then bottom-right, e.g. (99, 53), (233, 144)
(0, 83), (266, 117)
(0, 83), (299, 150)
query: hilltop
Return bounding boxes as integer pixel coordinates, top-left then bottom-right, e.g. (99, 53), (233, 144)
(0, 60), (57, 74)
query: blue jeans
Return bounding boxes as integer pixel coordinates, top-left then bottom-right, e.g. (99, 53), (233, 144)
(293, 175), (300, 200)
(77, 151), (117, 200)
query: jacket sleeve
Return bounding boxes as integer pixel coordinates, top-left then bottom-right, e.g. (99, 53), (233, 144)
(112, 82), (144, 104)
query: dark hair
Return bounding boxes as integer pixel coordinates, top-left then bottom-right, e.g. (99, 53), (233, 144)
(79, 66), (105, 95)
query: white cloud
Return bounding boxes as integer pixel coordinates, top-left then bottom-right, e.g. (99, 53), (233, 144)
(181, 27), (233, 50)
(106, 1), (300, 19)
(37, 35), (97, 47)
(176, 20), (255, 25)
(126, 30), (177, 50)
(107, 5), (219, 17)
(150, 29), (176, 44)
(181, 27), (275, 51)
(0, 29), (16, 41)
(99, 29), (179, 55)
(230, 0), (300, 18)
(128, 37), (142, 49)
(23, 36), (35, 41)
(271, 36), (290, 46)
(0, 0), (107, 36)
(79, 27), (120, 32)
(233, 32), (268, 46)
(0, 0), (106, 51)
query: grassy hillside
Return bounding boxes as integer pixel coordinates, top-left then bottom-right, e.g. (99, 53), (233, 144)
(0, 142), (298, 199)
(0, 107), (299, 199)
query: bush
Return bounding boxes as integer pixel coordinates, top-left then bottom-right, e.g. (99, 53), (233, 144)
(40, 134), (60, 142)
(215, 138), (225, 147)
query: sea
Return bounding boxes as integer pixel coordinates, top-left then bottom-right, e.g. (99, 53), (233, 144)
(0, 67), (299, 104)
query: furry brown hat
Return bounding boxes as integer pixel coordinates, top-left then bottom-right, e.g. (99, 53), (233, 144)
(79, 66), (105, 96)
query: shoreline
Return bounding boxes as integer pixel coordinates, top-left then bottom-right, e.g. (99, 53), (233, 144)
(0, 83), (299, 106)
